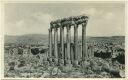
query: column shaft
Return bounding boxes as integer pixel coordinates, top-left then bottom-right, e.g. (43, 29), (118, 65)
(82, 21), (88, 60)
(54, 28), (58, 58)
(49, 28), (52, 57)
(66, 26), (71, 60)
(60, 27), (64, 59)
(51, 29), (54, 57)
(74, 24), (78, 60)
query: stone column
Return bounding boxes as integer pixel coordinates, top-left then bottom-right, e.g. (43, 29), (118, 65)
(66, 25), (71, 62)
(90, 45), (94, 58)
(78, 42), (81, 60)
(57, 28), (59, 42)
(60, 27), (64, 59)
(80, 44), (82, 59)
(54, 28), (58, 62)
(74, 24), (78, 65)
(70, 44), (74, 63)
(82, 21), (88, 60)
(56, 28), (59, 55)
(49, 28), (52, 57)
(51, 28), (54, 57)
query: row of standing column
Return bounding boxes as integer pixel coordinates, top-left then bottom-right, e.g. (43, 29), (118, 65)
(49, 22), (88, 64)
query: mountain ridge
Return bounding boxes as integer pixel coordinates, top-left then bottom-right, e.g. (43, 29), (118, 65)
(4, 34), (125, 45)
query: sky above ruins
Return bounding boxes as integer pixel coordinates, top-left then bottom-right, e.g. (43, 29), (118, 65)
(4, 2), (125, 36)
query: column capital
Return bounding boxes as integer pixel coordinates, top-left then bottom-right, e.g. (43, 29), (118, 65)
(49, 28), (52, 31)
(82, 20), (88, 26)
(66, 25), (71, 29)
(60, 26), (64, 29)
(74, 24), (79, 28)
(54, 27), (58, 31)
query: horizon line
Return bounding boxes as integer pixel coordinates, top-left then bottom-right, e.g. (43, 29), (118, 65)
(4, 34), (125, 37)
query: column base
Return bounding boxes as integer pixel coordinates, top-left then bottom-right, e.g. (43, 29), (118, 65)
(66, 60), (72, 66)
(81, 60), (90, 68)
(54, 58), (58, 66)
(58, 59), (64, 66)
(73, 60), (79, 67)
(64, 59), (72, 66)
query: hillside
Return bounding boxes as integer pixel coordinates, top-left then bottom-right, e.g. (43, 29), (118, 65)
(4, 34), (48, 45)
(4, 34), (125, 45)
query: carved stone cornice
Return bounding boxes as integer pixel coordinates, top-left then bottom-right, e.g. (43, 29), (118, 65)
(50, 15), (89, 28)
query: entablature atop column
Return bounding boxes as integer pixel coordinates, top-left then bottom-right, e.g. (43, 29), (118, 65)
(50, 14), (89, 29)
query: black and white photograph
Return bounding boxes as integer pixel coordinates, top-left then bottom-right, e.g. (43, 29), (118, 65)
(2, 1), (125, 78)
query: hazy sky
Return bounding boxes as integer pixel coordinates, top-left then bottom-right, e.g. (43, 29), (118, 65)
(4, 2), (125, 36)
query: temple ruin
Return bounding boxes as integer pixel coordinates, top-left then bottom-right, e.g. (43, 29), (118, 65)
(48, 15), (91, 66)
